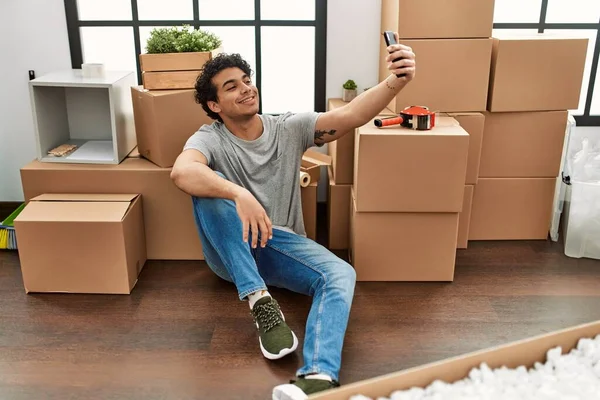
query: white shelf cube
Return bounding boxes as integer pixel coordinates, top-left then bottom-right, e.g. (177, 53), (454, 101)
(29, 69), (137, 164)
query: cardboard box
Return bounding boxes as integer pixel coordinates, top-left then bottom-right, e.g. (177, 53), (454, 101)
(448, 113), (484, 185)
(312, 320), (600, 399)
(380, 39), (493, 113)
(131, 86), (213, 168)
(139, 49), (221, 90)
(353, 117), (469, 212)
(479, 111), (568, 178)
(301, 150), (332, 185)
(381, 0), (494, 39)
(328, 166), (351, 250)
(457, 185), (474, 249)
(14, 194), (146, 294)
(20, 158), (204, 260)
(350, 190), (458, 281)
(469, 178), (556, 240)
(326, 99), (395, 184)
(488, 35), (588, 112)
(302, 182), (317, 241)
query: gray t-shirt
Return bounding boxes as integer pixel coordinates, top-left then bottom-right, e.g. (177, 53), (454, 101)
(183, 112), (321, 237)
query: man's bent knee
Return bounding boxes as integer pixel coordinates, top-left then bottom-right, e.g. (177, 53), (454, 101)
(339, 262), (357, 291)
(325, 260), (356, 305)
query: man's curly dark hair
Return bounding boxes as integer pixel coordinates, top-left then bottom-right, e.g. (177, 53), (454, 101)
(194, 53), (254, 123)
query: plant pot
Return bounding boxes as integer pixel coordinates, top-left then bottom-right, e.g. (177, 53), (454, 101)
(342, 88), (357, 102)
(139, 48), (221, 90)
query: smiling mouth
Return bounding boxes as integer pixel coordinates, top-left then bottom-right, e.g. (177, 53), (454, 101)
(238, 96), (255, 104)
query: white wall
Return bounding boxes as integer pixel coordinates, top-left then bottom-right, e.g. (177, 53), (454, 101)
(0, 0), (382, 201)
(0, 0), (71, 201)
(326, 0), (382, 102)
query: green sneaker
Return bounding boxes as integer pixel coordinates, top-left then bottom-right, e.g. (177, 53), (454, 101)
(251, 297), (298, 360)
(272, 377), (340, 400)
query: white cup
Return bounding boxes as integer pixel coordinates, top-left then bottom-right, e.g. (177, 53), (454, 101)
(82, 63), (105, 78)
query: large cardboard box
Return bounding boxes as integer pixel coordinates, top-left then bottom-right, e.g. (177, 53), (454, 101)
(354, 117), (469, 212)
(449, 113), (484, 185)
(479, 111), (568, 178)
(380, 39), (493, 113)
(312, 320), (600, 399)
(328, 166), (351, 250)
(488, 35), (588, 112)
(131, 86), (213, 168)
(469, 178), (556, 240)
(457, 185), (474, 249)
(14, 194), (146, 294)
(350, 190), (458, 281)
(302, 182), (317, 241)
(20, 158), (204, 260)
(381, 0), (494, 39)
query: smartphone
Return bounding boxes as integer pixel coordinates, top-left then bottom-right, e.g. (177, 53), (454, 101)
(382, 31), (406, 78)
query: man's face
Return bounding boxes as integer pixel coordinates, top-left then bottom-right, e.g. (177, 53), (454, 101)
(208, 67), (259, 120)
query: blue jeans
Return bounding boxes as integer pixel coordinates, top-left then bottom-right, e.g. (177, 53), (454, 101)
(190, 178), (356, 382)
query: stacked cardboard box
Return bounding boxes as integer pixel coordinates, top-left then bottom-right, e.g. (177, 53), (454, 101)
(16, 71), (322, 294)
(349, 116), (469, 281)
(470, 34), (588, 240)
(380, 0), (494, 114)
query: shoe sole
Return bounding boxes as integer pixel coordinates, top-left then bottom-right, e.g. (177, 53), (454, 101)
(272, 383), (308, 400)
(260, 330), (299, 360)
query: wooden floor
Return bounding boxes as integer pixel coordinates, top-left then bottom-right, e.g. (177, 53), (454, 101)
(1, 237), (600, 399)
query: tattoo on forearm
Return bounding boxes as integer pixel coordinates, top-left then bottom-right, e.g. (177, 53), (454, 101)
(314, 129), (337, 143)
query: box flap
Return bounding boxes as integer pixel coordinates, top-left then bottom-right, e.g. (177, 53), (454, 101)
(16, 201), (131, 223)
(302, 150), (332, 166)
(31, 194), (138, 202)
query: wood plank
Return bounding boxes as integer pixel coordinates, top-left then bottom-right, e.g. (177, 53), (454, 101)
(0, 239), (599, 399)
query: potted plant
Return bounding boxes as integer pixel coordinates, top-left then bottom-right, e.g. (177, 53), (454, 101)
(342, 79), (358, 102)
(139, 25), (222, 90)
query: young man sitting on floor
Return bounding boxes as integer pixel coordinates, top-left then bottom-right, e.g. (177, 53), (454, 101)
(170, 32), (416, 400)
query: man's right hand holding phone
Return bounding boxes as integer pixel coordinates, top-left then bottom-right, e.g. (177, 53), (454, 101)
(384, 31), (416, 83)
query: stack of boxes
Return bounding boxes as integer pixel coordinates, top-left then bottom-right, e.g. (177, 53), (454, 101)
(379, 0), (494, 251)
(470, 34), (588, 240)
(331, 0), (589, 281)
(327, 0), (495, 281)
(349, 116), (469, 281)
(16, 65), (323, 294)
